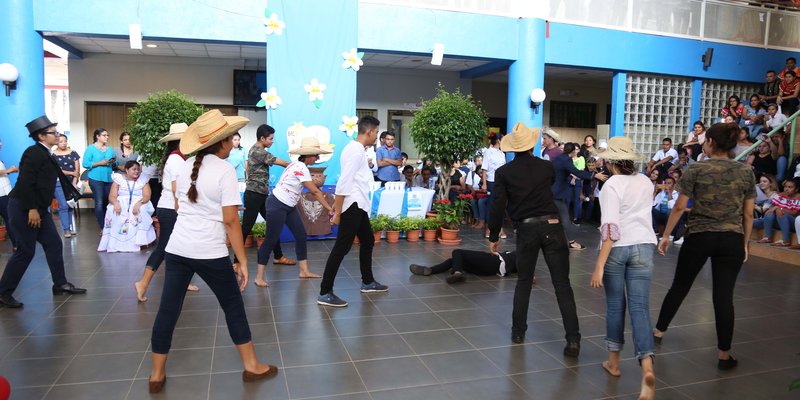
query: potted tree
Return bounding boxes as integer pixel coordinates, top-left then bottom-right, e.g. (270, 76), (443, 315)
(251, 221), (267, 247)
(408, 84), (489, 201)
(399, 216), (423, 242)
(435, 198), (469, 244)
(384, 216), (402, 243)
(422, 217), (440, 241)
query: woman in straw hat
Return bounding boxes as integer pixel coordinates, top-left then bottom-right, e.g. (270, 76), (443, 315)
(134, 123), (199, 302)
(148, 110), (277, 393)
(589, 136), (656, 400)
(253, 136), (334, 287)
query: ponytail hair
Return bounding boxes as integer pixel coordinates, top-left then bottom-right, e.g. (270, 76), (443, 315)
(607, 159), (637, 175)
(705, 122), (739, 153)
(186, 141), (224, 203)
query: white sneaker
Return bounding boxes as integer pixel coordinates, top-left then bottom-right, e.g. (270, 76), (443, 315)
(674, 237), (684, 245)
(64, 231), (72, 238)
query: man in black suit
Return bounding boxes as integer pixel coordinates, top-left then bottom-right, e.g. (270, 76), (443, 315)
(0, 116), (86, 308)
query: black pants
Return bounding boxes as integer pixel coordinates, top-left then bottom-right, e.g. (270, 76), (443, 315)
(145, 208), (178, 272)
(320, 204), (375, 295)
(655, 231), (744, 351)
(430, 249), (501, 275)
(0, 198), (67, 295)
(235, 190), (283, 264)
(0, 195), (17, 248)
(151, 253), (251, 354)
(513, 219), (580, 342)
(149, 178), (162, 209)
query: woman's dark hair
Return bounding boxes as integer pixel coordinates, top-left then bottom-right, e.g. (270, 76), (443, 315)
(678, 147), (688, 156)
(119, 131), (130, 152)
(298, 154), (315, 162)
(608, 159), (637, 175)
(563, 143), (576, 154)
(160, 141), (181, 169)
(705, 123), (739, 153)
(124, 160), (140, 170)
(232, 132), (242, 149)
(786, 70), (797, 78)
(93, 128), (107, 143)
(749, 94), (764, 110)
(583, 135), (596, 146)
(693, 120), (705, 130)
(187, 140), (226, 203)
(489, 134), (502, 146)
(402, 165), (414, 174)
(728, 95), (740, 105)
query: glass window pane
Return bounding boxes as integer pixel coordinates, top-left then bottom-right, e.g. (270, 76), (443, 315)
(632, 0), (701, 36)
(549, 0), (628, 28)
(768, 11), (800, 49)
(704, 3), (766, 45)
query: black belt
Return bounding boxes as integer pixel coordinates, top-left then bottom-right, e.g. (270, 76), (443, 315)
(516, 215), (560, 224)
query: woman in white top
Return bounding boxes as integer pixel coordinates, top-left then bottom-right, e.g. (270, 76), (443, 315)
(149, 110), (276, 393)
(253, 137), (334, 287)
(96, 160), (155, 252)
(483, 134), (506, 238)
(134, 123), (198, 302)
(0, 139), (19, 248)
(589, 136), (657, 400)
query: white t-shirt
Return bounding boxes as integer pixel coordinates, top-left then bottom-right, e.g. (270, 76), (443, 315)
(599, 174), (658, 248)
(653, 189), (679, 210)
(272, 161), (311, 207)
(157, 153), (184, 210)
(336, 141), (373, 213)
(652, 148), (679, 163)
(483, 147), (506, 182)
(166, 154), (241, 259)
(0, 161), (12, 197)
(465, 170), (482, 189)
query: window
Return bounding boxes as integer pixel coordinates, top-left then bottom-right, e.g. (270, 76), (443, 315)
(549, 101), (597, 128)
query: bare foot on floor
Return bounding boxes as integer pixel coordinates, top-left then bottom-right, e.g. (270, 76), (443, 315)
(134, 282), (148, 302)
(186, 284), (200, 292)
(254, 280), (269, 288)
(299, 272), (321, 279)
(639, 372), (655, 400)
(602, 360), (621, 377)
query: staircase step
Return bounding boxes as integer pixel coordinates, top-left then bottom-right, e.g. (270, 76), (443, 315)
(750, 228), (800, 266)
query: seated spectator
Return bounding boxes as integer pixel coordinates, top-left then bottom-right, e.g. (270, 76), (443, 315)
(668, 168), (683, 183)
(447, 161), (468, 202)
(409, 249), (520, 284)
(778, 57), (800, 80)
(746, 139), (778, 177)
(668, 148), (695, 173)
(684, 121), (706, 160)
(466, 168), (488, 229)
(402, 165), (414, 188)
(648, 169), (661, 195)
(646, 137), (678, 179)
(97, 160), (156, 252)
(396, 152), (409, 175)
(759, 70), (781, 105)
(777, 70), (800, 116)
(720, 95), (745, 124)
(758, 177), (800, 247)
(764, 103), (788, 132)
(733, 127), (754, 160)
(743, 94), (768, 139)
(773, 130), (789, 182)
(413, 165), (436, 190)
(753, 174), (779, 231)
(651, 176), (684, 244)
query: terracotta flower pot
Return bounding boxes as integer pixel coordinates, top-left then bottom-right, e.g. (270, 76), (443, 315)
(385, 230), (401, 243)
(244, 234), (254, 248)
(353, 235), (360, 245)
(373, 231), (382, 244)
(426, 211), (438, 219)
(440, 227), (460, 240)
(256, 237), (265, 247)
(423, 229), (437, 241)
(0, 226), (6, 242)
(406, 229), (420, 242)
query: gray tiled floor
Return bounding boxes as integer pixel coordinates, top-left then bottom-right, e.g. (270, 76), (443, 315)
(1, 214), (799, 399)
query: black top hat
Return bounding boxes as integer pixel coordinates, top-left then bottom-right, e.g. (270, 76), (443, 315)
(25, 115), (57, 137)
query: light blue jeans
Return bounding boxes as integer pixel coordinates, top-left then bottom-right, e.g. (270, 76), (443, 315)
(603, 243), (656, 362)
(53, 181), (72, 232)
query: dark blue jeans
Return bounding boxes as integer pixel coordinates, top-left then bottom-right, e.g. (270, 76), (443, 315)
(151, 253), (251, 354)
(235, 190), (283, 264)
(0, 197), (67, 295)
(145, 208), (178, 271)
(0, 195), (17, 248)
(53, 181), (72, 232)
(513, 218), (580, 342)
(257, 196), (308, 265)
(88, 178), (112, 229)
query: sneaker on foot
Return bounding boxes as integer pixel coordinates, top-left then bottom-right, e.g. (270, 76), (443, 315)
(568, 240), (586, 250)
(360, 281), (389, 293)
(409, 264), (432, 276)
(446, 271), (465, 284)
(317, 292), (348, 307)
(64, 231), (72, 238)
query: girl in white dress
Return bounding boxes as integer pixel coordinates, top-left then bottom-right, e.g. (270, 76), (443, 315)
(97, 160), (156, 252)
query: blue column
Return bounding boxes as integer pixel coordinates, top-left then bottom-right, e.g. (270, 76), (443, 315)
(506, 18), (545, 159)
(610, 72), (627, 137)
(690, 79), (703, 128)
(0, 0), (44, 185)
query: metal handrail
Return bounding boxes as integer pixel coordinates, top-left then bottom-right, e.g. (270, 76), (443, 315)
(733, 108), (800, 162)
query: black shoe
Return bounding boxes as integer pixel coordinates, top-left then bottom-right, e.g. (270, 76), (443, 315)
(409, 264), (432, 276)
(718, 356), (738, 370)
(0, 294), (22, 308)
(52, 282), (87, 295)
(563, 341), (580, 357)
(445, 271), (465, 284)
(511, 332), (525, 344)
(653, 335), (663, 345)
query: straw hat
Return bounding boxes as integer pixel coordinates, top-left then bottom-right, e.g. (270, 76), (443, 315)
(289, 137), (333, 156)
(542, 126), (560, 142)
(157, 123), (189, 143)
(500, 122), (540, 153)
(598, 136), (645, 161)
(180, 110), (249, 154)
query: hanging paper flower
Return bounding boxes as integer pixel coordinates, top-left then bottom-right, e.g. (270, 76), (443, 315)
(339, 115), (359, 137)
(256, 87), (282, 109)
(263, 13), (286, 36)
(291, 121), (306, 132)
(304, 78), (326, 108)
(341, 48), (365, 71)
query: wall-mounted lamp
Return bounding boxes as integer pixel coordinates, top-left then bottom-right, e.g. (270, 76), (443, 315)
(0, 63), (19, 97)
(431, 43), (444, 66)
(530, 88), (546, 113)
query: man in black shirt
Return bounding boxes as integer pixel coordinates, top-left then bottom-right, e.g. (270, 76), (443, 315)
(759, 70), (780, 105)
(488, 122), (581, 357)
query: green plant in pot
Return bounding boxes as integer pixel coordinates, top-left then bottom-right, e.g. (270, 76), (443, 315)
(251, 221), (267, 246)
(384, 216), (402, 243)
(370, 215), (390, 243)
(421, 216), (440, 241)
(399, 216), (423, 242)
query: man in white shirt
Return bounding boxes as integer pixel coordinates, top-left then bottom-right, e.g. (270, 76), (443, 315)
(651, 176), (684, 244)
(318, 116), (389, 307)
(646, 137), (678, 179)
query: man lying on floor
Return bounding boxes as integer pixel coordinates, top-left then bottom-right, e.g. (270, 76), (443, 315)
(409, 249), (535, 284)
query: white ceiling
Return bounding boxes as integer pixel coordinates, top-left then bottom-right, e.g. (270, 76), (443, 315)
(361, 53), (491, 71)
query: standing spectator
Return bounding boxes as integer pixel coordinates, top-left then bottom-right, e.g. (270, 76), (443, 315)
(483, 133), (506, 238)
(53, 134), (80, 238)
(777, 71), (800, 116)
(579, 135), (597, 160)
(540, 127), (562, 161)
(553, 141), (605, 250)
(646, 138), (678, 179)
(0, 139), (19, 249)
(114, 131), (139, 173)
(568, 143), (586, 225)
(758, 70), (781, 105)
(375, 131), (402, 184)
(654, 123), (756, 371)
(83, 128), (116, 229)
(778, 57), (800, 80)
(743, 95), (768, 139)
(225, 132), (248, 192)
(720, 95), (746, 124)
(684, 121), (706, 160)
(758, 177), (800, 247)
(0, 116), (87, 309)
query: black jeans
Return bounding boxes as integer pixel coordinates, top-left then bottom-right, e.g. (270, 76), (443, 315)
(320, 204), (375, 295)
(0, 195), (17, 248)
(151, 253), (251, 354)
(0, 198), (67, 295)
(554, 198), (575, 241)
(145, 208), (178, 272)
(257, 196), (307, 265)
(149, 178), (162, 209)
(655, 231), (744, 351)
(513, 219), (580, 342)
(430, 249), (501, 275)
(235, 190), (283, 264)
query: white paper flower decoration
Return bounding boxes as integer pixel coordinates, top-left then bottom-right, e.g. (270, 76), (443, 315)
(263, 13), (286, 36)
(256, 87), (282, 109)
(339, 115), (359, 137)
(341, 48), (365, 71)
(304, 78), (326, 108)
